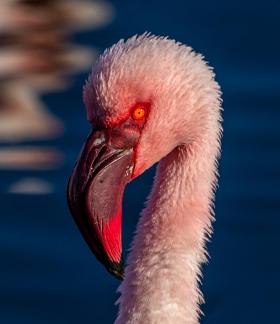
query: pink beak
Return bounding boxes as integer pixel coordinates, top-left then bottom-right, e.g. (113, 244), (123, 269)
(67, 123), (141, 279)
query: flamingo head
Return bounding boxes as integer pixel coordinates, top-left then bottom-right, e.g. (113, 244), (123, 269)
(67, 34), (218, 279)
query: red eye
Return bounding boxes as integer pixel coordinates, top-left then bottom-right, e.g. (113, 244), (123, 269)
(132, 105), (146, 120)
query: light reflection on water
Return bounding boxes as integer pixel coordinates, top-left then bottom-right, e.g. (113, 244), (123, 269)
(8, 177), (54, 194)
(0, 0), (114, 194)
(0, 146), (63, 169)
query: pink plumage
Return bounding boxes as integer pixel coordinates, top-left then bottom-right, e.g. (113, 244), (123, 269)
(68, 33), (222, 323)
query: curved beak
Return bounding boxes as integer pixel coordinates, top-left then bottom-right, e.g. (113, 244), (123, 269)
(67, 128), (137, 280)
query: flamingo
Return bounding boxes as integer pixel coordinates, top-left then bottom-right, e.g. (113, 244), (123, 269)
(67, 33), (222, 323)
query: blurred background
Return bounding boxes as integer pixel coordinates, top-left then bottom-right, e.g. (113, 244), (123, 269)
(0, 0), (279, 323)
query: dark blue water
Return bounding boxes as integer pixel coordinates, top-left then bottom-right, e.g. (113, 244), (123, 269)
(1, 0), (280, 323)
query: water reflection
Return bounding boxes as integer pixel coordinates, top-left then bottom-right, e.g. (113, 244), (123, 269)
(8, 177), (54, 194)
(0, 0), (114, 193)
(0, 146), (63, 169)
(0, 82), (62, 141)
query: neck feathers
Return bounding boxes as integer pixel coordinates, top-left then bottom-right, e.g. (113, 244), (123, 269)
(116, 117), (221, 324)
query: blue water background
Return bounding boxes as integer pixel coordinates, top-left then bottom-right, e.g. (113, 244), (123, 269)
(1, 0), (280, 323)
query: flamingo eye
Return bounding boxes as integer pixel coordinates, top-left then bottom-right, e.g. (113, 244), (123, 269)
(132, 105), (146, 120)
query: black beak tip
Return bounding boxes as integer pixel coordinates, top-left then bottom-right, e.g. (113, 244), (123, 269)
(107, 259), (124, 280)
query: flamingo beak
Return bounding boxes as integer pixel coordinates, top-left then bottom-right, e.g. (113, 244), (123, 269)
(67, 128), (137, 280)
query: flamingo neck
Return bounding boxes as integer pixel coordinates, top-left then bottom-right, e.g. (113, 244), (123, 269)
(116, 135), (219, 324)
